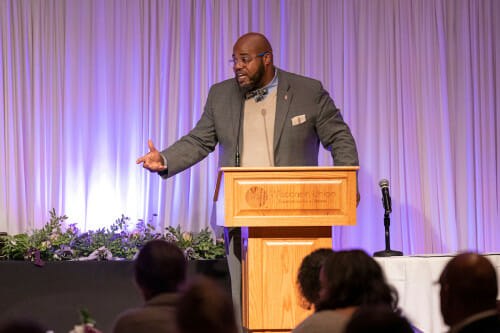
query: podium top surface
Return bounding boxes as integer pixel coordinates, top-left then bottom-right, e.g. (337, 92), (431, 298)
(219, 166), (359, 172)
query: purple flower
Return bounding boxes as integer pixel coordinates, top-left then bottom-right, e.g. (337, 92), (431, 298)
(184, 247), (197, 260)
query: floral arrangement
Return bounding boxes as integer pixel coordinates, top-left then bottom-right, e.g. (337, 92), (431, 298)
(0, 209), (225, 263)
(69, 308), (97, 333)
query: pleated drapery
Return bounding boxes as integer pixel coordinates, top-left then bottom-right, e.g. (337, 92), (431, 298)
(1, 0), (499, 254)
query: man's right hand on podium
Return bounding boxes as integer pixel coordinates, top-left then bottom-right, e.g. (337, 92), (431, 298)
(136, 140), (168, 173)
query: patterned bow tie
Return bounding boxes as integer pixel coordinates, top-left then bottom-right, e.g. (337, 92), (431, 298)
(245, 87), (268, 102)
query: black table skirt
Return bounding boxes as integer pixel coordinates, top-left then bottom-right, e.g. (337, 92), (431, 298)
(0, 260), (230, 332)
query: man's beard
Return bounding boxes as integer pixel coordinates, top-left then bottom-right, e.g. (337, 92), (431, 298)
(238, 62), (266, 94)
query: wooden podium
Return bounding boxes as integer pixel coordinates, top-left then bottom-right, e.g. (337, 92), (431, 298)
(214, 166), (359, 332)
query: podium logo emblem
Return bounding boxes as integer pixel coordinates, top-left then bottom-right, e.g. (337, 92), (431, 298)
(245, 186), (268, 208)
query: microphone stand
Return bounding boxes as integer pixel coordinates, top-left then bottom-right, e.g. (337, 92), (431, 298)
(374, 211), (403, 257)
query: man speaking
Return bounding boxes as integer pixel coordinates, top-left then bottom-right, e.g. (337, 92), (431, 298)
(137, 32), (359, 329)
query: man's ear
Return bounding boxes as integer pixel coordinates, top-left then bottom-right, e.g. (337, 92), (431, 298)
(264, 53), (272, 65)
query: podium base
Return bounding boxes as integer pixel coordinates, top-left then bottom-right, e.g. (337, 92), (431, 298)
(374, 249), (403, 257)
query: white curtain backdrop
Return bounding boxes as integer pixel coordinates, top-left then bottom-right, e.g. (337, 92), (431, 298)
(1, 0), (499, 255)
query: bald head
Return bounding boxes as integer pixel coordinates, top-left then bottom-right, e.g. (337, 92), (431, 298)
(234, 33), (273, 56)
(439, 253), (498, 326)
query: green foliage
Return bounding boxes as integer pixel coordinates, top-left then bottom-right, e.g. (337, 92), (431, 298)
(0, 210), (225, 262)
(0, 209), (73, 261)
(1, 233), (29, 260)
(79, 308), (96, 326)
(166, 225), (225, 259)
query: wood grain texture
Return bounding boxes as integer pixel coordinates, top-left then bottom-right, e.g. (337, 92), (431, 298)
(242, 227), (332, 331)
(221, 168), (358, 332)
(220, 167), (358, 227)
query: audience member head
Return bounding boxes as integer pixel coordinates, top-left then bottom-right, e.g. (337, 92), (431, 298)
(134, 239), (187, 300)
(0, 318), (46, 333)
(344, 305), (414, 333)
(176, 276), (238, 333)
(316, 249), (398, 312)
(297, 248), (335, 309)
(439, 252), (498, 326)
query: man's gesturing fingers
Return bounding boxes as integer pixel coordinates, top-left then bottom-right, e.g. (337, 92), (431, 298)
(148, 140), (158, 152)
(137, 140), (167, 172)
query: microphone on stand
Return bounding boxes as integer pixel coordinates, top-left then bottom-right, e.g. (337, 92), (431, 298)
(374, 179), (403, 257)
(379, 179), (392, 215)
(235, 102), (243, 167)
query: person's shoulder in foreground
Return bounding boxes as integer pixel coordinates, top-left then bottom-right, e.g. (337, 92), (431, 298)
(113, 293), (180, 333)
(292, 309), (351, 333)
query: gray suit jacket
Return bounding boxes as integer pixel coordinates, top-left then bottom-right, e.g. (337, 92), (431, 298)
(161, 69), (358, 178)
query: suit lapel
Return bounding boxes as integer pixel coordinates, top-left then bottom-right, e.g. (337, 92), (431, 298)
(274, 70), (293, 152)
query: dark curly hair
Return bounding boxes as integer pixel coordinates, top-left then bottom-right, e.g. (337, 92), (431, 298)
(315, 250), (398, 312)
(297, 248), (335, 309)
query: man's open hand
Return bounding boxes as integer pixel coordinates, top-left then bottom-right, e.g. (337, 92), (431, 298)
(136, 140), (168, 172)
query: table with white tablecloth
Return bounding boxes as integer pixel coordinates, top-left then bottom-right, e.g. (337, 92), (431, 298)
(376, 253), (500, 333)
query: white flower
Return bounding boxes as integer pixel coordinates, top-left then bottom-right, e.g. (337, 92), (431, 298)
(69, 323), (94, 333)
(69, 325), (84, 333)
(182, 232), (193, 242)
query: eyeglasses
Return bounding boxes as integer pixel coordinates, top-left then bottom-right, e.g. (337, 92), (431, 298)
(229, 52), (268, 67)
